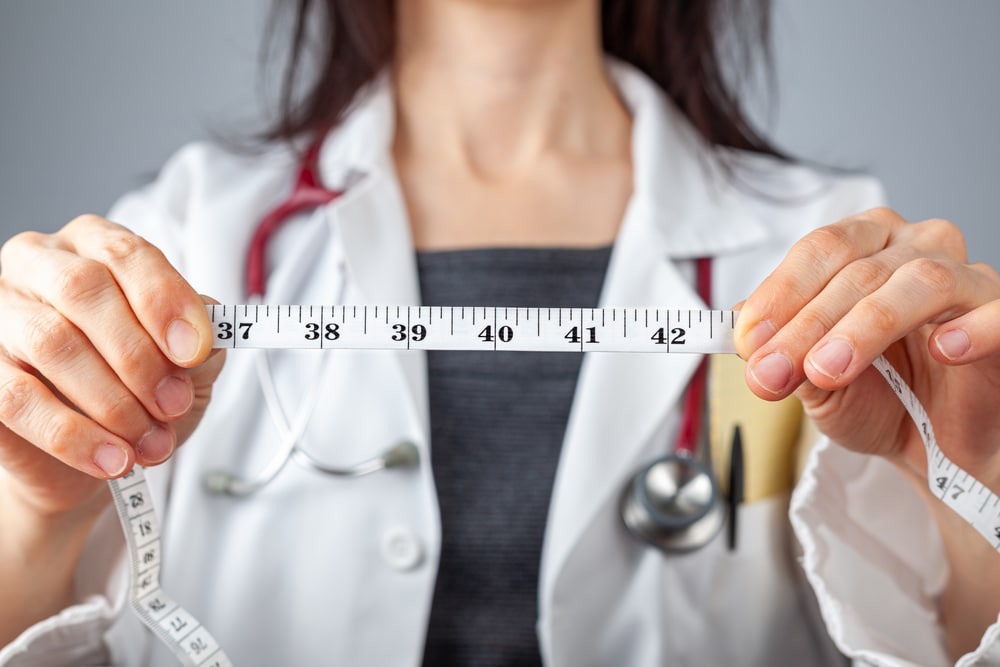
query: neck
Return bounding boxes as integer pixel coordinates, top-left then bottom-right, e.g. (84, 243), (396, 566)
(393, 0), (630, 177)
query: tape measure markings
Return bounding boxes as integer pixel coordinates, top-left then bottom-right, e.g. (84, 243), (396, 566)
(207, 305), (739, 354)
(871, 355), (1000, 549)
(109, 466), (234, 666)
(106, 305), (1000, 666)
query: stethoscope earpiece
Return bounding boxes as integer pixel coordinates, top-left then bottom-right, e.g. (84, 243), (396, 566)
(620, 453), (725, 553)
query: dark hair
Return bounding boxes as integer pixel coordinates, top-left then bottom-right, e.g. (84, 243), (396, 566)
(261, 0), (781, 157)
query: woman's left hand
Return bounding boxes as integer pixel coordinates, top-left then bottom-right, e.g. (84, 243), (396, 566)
(735, 207), (1000, 491)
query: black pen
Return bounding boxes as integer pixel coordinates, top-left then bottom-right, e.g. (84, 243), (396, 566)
(727, 424), (744, 552)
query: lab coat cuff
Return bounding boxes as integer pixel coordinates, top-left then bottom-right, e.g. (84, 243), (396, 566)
(0, 596), (115, 667)
(791, 435), (1000, 667)
(0, 505), (129, 667)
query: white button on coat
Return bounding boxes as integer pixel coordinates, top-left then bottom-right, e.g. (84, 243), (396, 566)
(381, 527), (424, 571)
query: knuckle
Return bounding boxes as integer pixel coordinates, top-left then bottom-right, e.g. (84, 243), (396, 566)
(1, 230), (46, 256)
(98, 233), (168, 282)
(851, 207), (906, 230)
(791, 308), (837, 340)
(66, 213), (110, 233)
(920, 216), (960, 237)
(861, 206), (900, 222)
(53, 258), (114, 304)
(855, 297), (901, 335)
(45, 414), (84, 460)
(0, 374), (35, 425)
(842, 258), (892, 294)
(115, 337), (158, 380)
(22, 311), (82, 367)
(902, 257), (958, 295)
(97, 232), (150, 267)
(850, 207), (907, 237)
(972, 261), (1000, 286)
(96, 394), (143, 434)
(0, 231), (47, 275)
(918, 217), (967, 260)
(793, 224), (856, 272)
(802, 224), (854, 256)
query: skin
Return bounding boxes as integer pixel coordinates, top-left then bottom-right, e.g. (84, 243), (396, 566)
(0, 0), (997, 660)
(393, 0), (632, 250)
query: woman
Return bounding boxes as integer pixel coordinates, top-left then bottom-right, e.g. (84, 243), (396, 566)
(1, 1), (999, 665)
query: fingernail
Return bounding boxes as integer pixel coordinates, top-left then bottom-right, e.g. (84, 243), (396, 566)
(935, 329), (970, 360)
(155, 375), (193, 418)
(166, 319), (200, 364)
(810, 339), (854, 379)
(743, 320), (777, 352)
(137, 425), (174, 465)
(749, 353), (793, 394)
(94, 443), (129, 477)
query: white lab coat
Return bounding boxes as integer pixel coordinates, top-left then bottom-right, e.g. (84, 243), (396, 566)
(4, 62), (1000, 667)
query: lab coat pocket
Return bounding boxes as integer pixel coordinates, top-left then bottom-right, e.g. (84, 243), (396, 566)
(708, 355), (805, 504)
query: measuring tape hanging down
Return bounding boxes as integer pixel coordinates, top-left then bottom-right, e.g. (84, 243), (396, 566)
(871, 356), (1000, 549)
(108, 465), (233, 667)
(106, 304), (1000, 665)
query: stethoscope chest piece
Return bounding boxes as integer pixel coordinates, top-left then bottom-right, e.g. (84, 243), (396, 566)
(620, 453), (725, 553)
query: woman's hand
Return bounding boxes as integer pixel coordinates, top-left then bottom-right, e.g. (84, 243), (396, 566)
(735, 207), (1000, 491)
(0, 215), (224, 519)
(735, 206), (1000, 657)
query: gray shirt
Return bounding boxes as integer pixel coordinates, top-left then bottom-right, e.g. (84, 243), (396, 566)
(417, 246), (612, 666)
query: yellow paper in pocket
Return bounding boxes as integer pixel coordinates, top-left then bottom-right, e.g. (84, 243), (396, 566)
(708, 355), (804, 503)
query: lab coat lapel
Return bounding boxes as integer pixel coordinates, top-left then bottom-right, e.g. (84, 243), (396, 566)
(331, 173), (429, 425)
(539, 62), (771, 605)
(317, 77), (429, 428)
(539, 200), (703, 604)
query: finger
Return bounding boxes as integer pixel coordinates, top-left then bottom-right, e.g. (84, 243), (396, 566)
(931, 274), (1000, 365)
(803, 258), (1000, 390)
(0, 242), (196, 424)
(58, 215), (213, 367)
(0, 359), (137, 479)
(174, 348), (227, 446)
(0, 292), (177, 466)
(743, 241), (925, 397)
(735, 209), (904, 358)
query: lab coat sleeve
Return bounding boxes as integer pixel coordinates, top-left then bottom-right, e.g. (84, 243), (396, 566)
(791, 437), (1000, 666)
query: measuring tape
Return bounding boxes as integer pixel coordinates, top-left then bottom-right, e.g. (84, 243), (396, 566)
(106, 304), (1000, 665)
(108, 466), (232, 666)
(205, 304), (738, 353)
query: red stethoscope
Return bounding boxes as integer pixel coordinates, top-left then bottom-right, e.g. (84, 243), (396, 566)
(207, 139), (732, 554)
(204, 141), (419, 498)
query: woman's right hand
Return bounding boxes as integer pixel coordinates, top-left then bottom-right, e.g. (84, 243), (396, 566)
(0, 214), (224, 519)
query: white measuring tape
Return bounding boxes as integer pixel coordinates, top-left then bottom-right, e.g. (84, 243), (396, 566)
(106, 304), (1000, 665)
(108, 466), (232, 667)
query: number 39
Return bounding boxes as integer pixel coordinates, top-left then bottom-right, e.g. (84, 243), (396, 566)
(392, 323), (427, 342)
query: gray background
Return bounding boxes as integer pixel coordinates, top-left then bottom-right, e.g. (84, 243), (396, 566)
(1, 1), (998, 263)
